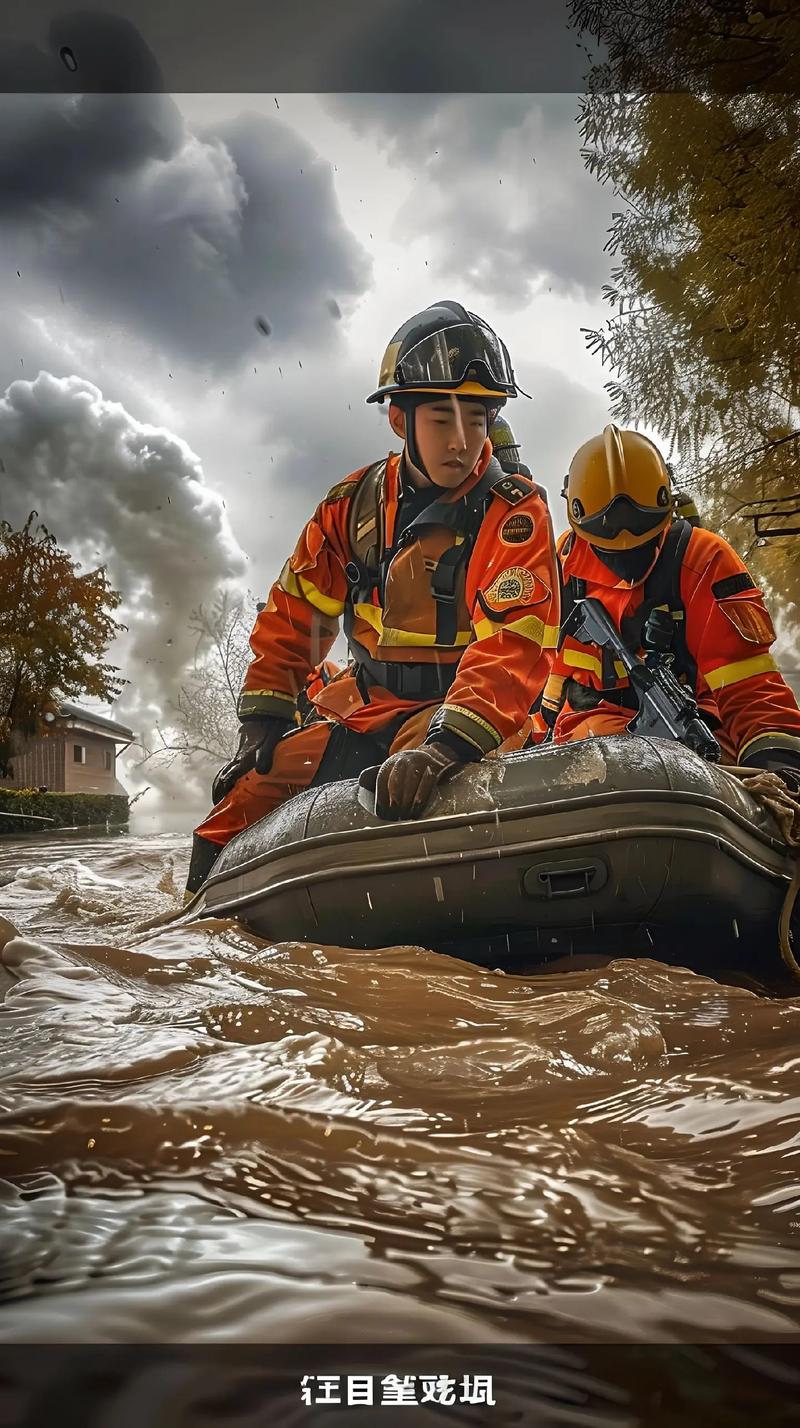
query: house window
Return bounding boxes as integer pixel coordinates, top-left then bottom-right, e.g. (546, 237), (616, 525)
(73, 744), (86, 764)
(104, 749), (113, 771)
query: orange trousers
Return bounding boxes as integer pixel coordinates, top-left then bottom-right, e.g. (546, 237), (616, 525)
(550, 706), (737, 761)
(196, 705), (437, 848)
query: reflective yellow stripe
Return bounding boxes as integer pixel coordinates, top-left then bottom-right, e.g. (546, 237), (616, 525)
(563, 647), (603, 679)
(380, 626), (472, 648)
(296, 574), (345, 617)
(356, 600), (471, 647)
(439, 703), (501, 750)
(277, 563), (302, 598)
(739, 730), (800, 761)
(278, 565), (345, 616)
(241, 688), (295, 703)
(704, 653), (778, 691)
(355, 596), (474, 648)
(473, 616), (560, 647)
(614, 660), (627, 678)
(353, 601), (384, 634)
(237, 689), (297, 719)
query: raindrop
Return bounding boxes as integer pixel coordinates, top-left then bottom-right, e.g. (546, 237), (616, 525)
(16, 271), (20, 278)
(59, 45), (78, 72)
(274, 97), (280, 109)
(326, 298), (342, 319)
(255, 316), (272, 337)
(298, 360), (302, 369)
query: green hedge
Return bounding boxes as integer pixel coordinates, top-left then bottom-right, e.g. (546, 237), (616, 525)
(0, 789), (129, 834)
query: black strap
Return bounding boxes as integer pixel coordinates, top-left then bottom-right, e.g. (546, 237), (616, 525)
(430, 542), (467, 644)
(308, 721), (398, 791)
(344, 457), (518, 697)
(618, 519), (692, 669)
(563, 677), (639, 713)
(558, 574), (585, 650)
(347, 634), (459, 700)
(711, 571), (757, 600)
(554, 519), (698, 706)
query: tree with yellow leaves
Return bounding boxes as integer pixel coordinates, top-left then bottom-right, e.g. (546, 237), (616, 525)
(0, 512), (125, 776)
(571, 1), (800, 603)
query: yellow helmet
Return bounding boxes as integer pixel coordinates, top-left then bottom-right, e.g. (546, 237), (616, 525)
(565, 424), (672, 550)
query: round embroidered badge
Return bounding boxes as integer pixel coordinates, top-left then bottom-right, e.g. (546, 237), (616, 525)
(500, 512), (534, 545)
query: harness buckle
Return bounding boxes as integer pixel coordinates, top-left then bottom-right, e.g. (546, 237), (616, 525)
(430, 565), (458, 604)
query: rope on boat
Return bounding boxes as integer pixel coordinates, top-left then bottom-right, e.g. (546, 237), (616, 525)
(727, 766), (800, 980)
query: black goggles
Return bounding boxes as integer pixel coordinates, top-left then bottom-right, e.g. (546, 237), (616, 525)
(575, 493), (670, 540)
(396, 323), (517, 395)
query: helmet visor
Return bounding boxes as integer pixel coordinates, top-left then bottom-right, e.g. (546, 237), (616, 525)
(396, 323), (516, 394)
(577, 493), (670, 540)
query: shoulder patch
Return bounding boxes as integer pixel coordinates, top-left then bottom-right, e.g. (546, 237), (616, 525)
(324, 476), (360, 504)
(483, 566), (547, 610)
(499, 511), (535, 545)
(717, 593), (775, 645)
(491, 473), (535, 507)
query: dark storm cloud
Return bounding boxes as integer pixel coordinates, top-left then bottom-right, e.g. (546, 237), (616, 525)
(0, 94), (371, 370)
(329, 94), (616, 303)
(0, 9), (165, 92)
(0, 1), (589, 92)
(0, 371), (246, 733)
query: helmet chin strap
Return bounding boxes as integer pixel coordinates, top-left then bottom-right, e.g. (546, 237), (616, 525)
(402, 395), (499, 487)
(404, 405), (434, 484)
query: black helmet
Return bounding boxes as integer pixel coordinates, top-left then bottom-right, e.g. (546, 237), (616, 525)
(366, 300), (519, 405)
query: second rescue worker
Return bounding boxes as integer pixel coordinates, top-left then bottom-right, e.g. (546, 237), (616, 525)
(186, 301), (559, 894)
(535, 424), (800, 774)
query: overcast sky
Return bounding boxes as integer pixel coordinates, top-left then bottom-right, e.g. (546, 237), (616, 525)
(0, 91), (623, 826)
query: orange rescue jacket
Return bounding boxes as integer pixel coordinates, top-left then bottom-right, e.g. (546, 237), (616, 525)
(534, 519), (800, 766)
(238, 449), (559, 755)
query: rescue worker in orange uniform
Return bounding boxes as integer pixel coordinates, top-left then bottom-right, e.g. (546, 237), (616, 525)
(185, 301), (559, 895)
(533, 424), (800, 775)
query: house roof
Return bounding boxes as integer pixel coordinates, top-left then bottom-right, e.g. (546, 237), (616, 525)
(58, 702), (136, 741)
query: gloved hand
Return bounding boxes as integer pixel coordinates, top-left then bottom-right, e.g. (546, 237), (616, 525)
(374, 740), (467, 821)
(211, 717), (291, 805)
(774, 766), (800, 795)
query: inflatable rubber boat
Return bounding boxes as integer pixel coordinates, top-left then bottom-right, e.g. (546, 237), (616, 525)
(189, 735), (795, 966)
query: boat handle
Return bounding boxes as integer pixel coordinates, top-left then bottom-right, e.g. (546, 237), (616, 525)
(522, 858), (608, 900)
(356, 765), (381, 815)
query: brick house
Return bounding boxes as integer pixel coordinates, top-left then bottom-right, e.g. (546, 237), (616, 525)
(0, 703), (135, 796)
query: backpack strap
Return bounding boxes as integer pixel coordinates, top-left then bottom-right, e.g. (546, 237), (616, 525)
(396, 456), (525, 644)
(344, 459), (388, 604)
(619, 518), (695, 684)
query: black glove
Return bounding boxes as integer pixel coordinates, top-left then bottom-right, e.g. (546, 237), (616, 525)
(374, 740), (468, 821)
(211, 717), (291, 805)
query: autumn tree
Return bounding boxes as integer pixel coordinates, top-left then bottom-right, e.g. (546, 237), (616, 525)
(570, 1), (800, 603)
(0, 511), (125, 775)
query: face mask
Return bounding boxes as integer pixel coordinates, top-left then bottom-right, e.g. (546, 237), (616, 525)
(591, 538), (660, 582)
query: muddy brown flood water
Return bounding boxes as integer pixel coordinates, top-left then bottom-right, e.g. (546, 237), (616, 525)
(0, 827), (799, 1378)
